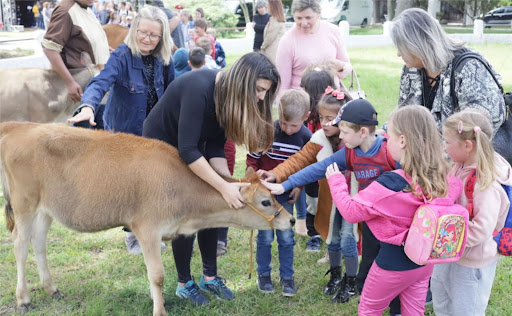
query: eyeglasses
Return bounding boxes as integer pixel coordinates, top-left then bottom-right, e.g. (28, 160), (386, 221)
(137, 30), (162, 42)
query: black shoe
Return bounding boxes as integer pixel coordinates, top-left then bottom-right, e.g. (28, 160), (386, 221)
(331, 274), (355, 304)
(323, 266), (342, 295)
(332, 287), (350, 304)
(345, 275), (358, 297)
(257, 274), (275, 294)
(280, 277), (296, 297)
(306, 236), (321, 252)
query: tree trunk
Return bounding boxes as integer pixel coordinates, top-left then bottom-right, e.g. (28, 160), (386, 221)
(395, 0), (414, 17)
(239, 0), (250, 25)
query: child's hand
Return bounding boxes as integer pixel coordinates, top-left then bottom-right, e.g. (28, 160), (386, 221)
(257, 169), (276, 182)
(325, 163), (342, 179)
(288, 187), (301, 204)
(261, 180), (285, 195)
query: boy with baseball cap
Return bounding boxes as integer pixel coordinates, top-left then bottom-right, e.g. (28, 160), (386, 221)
(262, 98), (401, 303)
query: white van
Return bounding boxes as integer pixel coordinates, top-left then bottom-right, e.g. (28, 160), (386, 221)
(320, 0), (372, 26)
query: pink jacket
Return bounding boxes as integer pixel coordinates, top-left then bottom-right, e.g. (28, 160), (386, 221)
(327, 170), (462, 246)
(451, 153), (512, 268)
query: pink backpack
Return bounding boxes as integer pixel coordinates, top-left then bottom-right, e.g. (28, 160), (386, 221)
(396, 170), (470, 265)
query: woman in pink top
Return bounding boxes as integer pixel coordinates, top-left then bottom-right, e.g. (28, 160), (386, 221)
(276, 0), (352, 97)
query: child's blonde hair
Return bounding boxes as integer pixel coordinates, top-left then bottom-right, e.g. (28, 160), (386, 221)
(389, 105), (449, 199)
(279, 89), (310, 121)
(444, 110), (496, 190)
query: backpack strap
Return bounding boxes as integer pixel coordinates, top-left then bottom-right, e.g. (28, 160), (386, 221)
(464, 169), (477, 218)
(450, 52), (504, 111)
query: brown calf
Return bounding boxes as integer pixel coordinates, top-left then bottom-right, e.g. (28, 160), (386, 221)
(0, 122), (294, 316)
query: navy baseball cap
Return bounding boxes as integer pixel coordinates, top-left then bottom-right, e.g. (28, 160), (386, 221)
(326, 99), (378, 126)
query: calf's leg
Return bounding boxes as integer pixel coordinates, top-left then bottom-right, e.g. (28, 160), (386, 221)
(31, 211), (60, 298)
(133, 227), (166, 316)
(12, 213), (34, 312)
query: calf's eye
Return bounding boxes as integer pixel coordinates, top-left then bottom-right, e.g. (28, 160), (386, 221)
(261, 200), (271, 207)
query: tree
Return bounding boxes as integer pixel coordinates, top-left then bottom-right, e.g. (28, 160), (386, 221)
(239, 0), (251, 25)
(445, 0), (501, 24)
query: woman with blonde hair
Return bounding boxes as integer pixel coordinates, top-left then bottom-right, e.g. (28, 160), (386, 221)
(142, 52), (279, 306)
(68, 6), (175, 254)
(260, 0), (286, 63)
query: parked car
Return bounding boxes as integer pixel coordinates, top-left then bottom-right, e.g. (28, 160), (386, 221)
(224, 0), (253, 28)
(483, 6), (512, 27)
(320, 0), (372, 26)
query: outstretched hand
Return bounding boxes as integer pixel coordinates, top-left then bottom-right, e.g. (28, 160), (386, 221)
(68, 106), (96, 126)
(325, 163), (342, 180)
(256, 169), (276, 182)
(220, 181), (251, 209)
(288, 187), (301, 204)
(261, 180), (285, 195)
(66, 80), (83, 102)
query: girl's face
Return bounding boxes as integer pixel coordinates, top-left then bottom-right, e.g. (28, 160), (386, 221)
(136, 18), (162, 55)
(293, 8), (320, 34)
(387, 121), (405, 162)
(338, 124), (363, 149)
(255, 79), (272, 101)
(318, 106), (340, 137)
(195, 11), (202, 19)
(442, 128), (469, 164)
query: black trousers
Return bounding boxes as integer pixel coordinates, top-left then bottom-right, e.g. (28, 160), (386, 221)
(172, 228), (218, 283)
(357, 222), (401, 314)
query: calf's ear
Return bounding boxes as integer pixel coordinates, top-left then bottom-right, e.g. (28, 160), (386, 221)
(245, 166), (256, 177)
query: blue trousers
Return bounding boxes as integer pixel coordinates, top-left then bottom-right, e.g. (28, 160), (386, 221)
(256, 193), (296, 280)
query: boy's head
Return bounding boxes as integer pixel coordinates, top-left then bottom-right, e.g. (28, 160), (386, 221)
(206, 28), (217, 40)
(194, 18), (208, 36)
(195, 36), (212, 55)
(278, 89), (310, 136)
(327, 99), (378, 148)
(188, 47), (205, 69)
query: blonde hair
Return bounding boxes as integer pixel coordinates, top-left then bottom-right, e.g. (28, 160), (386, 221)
(444, 110), (496, 190)
(125, 7), (172, 65)
(215, 52), (280, 152)
(389, 105), (449, 199)
(279, 89), (310, 121)
(391, 8), (465, 74)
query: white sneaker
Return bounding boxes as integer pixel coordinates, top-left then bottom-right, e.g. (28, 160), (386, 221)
(317, 249), (329, 264)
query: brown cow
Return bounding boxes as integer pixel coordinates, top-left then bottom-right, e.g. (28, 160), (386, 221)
(0, 65), (102, 123)
(103, 24), (129, 49)
(0, 121), (294, 316)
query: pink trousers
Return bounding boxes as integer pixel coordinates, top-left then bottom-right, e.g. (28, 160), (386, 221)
(358, 262), (434, 316)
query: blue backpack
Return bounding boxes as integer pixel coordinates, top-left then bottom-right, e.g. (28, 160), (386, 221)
(465, 170), (512, 256)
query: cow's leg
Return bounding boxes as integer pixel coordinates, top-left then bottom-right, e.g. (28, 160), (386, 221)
(31, 211), (60, 298)
(12, 213), (34, 312)
(133, 227), (166, 316)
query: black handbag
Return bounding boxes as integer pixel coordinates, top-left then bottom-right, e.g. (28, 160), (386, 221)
(450, 52), (512, 164)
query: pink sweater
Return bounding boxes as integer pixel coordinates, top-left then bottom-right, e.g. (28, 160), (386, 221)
(275, 21), (351, 96)
(327, 170), (462, 246)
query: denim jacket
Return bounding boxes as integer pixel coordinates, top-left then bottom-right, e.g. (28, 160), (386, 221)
(80, 44), (175, 136)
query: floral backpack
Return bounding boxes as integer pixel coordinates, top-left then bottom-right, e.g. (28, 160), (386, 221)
(465, 169), (512, 256)
(396, 170), (470, 265)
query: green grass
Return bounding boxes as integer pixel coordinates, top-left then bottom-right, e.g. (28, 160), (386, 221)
(1, 43), (511, 315)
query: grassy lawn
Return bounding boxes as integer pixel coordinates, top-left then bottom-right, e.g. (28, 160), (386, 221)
(1, 44), (511, 315)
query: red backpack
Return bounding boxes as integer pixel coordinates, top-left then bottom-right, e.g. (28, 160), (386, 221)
(465, 169), (512, 256)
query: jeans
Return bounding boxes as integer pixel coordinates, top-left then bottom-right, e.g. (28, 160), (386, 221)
(256, 193), (296, 279)
(327, 210), (357, 257)
(294, 189), (307, 220)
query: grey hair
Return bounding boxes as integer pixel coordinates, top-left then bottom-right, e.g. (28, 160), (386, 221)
(256, 0), (267, 8)
(391, 8), (465, 74)
(291, 0), (321, 14)
(125, 6), (172, 65)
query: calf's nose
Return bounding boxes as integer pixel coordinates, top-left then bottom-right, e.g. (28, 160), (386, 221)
(290, 218), (296, 226)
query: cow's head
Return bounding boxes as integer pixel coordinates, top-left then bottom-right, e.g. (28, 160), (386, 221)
(237, 167), (295, 231)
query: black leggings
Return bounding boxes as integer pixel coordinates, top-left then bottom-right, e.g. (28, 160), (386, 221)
(172, 228), (218, 283)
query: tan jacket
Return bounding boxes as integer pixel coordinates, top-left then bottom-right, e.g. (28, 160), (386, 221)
(261, 17), (285, 64)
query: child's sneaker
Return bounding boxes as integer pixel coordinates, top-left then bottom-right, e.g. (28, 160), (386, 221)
(199, 275), (235, 301)
(280, 278), (296, 297)
(317, 249), (330, 264)
(257, 274), (275, 294)
(323, 266), (342, 295)
(175, 280), (209, 306)
(305, 236), (321, 252)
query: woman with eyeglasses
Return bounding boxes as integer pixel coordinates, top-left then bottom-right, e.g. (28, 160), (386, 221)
(68, 6), (175, 255)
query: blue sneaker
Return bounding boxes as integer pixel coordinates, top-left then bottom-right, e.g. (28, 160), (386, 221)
(176, 280), (209, 306)
(199, 275), (235, 301)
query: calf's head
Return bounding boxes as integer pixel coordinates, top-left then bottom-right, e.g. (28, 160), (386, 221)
(236, 168), (295, 231)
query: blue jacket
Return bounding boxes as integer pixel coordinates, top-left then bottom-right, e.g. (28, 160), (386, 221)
(81, 44), (175, 136)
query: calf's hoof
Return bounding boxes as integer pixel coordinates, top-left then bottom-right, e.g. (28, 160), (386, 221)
(18, 303), (31, 314)
(52, 289), (63, 299)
